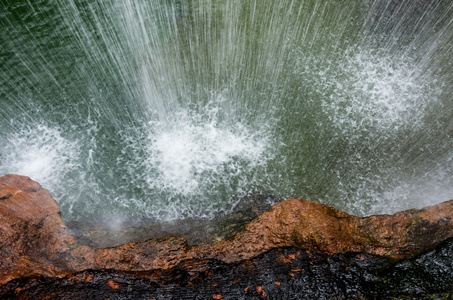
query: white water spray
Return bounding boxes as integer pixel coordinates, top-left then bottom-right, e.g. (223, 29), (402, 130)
(0, 0), (452, 222)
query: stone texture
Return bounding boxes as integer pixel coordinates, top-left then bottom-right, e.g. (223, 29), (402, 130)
(2, 239), (453, 299)
(1, 174), (452, 290)
(0, 175), (77, 285)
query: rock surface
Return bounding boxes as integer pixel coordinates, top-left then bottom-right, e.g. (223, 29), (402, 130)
(0, 175), (76, 284)
(1, 174), (453, 297)
(1, 239), (453, 299)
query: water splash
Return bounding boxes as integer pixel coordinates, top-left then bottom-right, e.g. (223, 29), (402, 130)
(145, 108), (269, 196)
(0, 124), (80, 198)
(115, 98), (275, 220)
(0, 0), (452, 222)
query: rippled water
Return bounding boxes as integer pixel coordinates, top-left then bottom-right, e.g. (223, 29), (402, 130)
(1, 0), (452, 223)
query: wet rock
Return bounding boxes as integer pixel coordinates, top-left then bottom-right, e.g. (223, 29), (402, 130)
(1, 174), (453, 297)
(368, 237), (453, 298)
(197, 197), (453, 263)
(0, 175), (77, 285)
(67, 193), (280, 248)
(1, 239), (452, 299)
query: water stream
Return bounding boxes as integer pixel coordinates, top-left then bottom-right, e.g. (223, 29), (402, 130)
(1, 0), (452, 226)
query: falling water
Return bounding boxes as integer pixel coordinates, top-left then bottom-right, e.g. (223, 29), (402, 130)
(1, 0), (452, 224)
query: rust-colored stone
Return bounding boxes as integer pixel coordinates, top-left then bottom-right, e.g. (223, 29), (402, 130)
(0, 175), (77, 285)
(107, 280), (120, 289)
(0, 174), (452, 287)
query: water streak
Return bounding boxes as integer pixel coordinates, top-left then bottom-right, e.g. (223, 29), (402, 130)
(1, 0), (452, 222)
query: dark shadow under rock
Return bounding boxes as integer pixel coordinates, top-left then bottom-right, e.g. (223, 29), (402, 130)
(67, 194), (282, 248)
(1, 238), (452, 299)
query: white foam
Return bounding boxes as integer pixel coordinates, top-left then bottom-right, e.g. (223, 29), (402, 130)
(146, 105), (269, 196)
(112, 96), (276, 220)
(318, 48), (433, 132)
(0, 124), (80, 194)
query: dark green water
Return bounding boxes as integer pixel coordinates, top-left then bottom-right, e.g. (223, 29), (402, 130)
(1, 0), (453, 224)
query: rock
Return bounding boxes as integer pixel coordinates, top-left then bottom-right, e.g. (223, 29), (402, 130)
(1, 238), (452, 299)
(0, 174), (453, 297)
(193, 198), (453, 262)
(67, 193), (279, 248)
(0, 175), (77, 285)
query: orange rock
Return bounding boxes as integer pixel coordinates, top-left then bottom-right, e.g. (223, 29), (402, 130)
(1, 174), (452, 287)
(0, 175), (77, 285)
(107, 280), (120, 289)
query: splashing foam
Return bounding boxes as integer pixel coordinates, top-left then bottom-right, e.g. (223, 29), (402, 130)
(147, 114), (267, 195)
(147, 103), (271, 192)
(291, 45), (448, 215)
(115, 98), (274, 220)
(0, 124), (80, 193)
(299, 47), (432, 133)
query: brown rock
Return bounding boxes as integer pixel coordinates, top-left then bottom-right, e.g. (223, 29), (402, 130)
(0, 174), (452, 286)
(0, 175), (77, 285)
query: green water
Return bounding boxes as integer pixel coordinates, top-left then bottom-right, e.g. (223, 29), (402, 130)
(1, 0), (453, 223)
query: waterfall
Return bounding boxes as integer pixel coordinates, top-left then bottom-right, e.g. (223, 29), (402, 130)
(1, 0), (452, 223)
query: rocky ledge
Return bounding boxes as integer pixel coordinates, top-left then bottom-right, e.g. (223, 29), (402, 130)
(1, 174), (452, 299)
